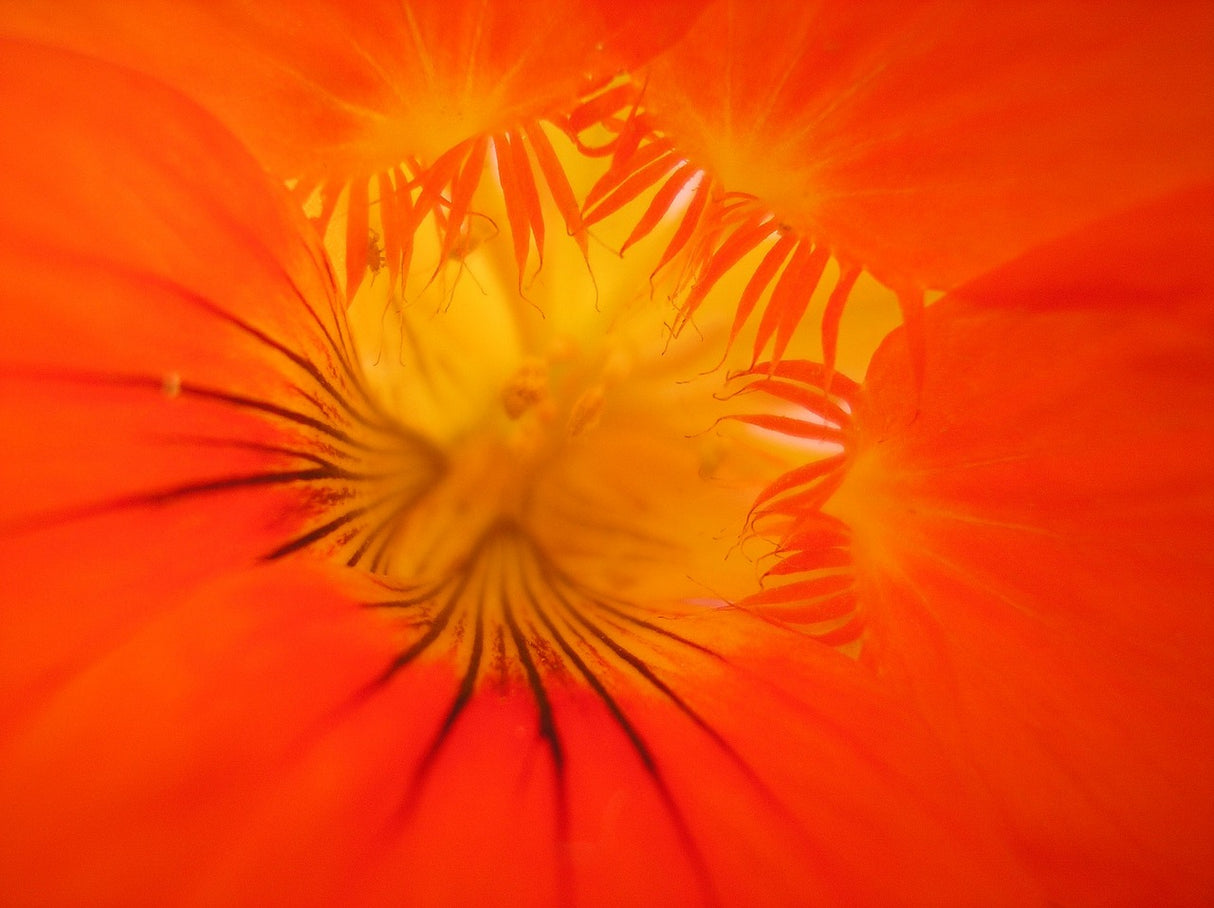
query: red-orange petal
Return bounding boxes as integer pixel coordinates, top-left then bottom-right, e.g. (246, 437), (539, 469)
(0, 562), (409, 903)
(831, 186), (1214, 904)
(1, 560), (1038, 905)
(0, 1), (718, 297)
(1, 0), (697, 178)
(0, 40), (382, 725)
(641, 0), (1214, 292)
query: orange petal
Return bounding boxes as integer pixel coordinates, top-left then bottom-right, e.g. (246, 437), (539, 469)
(1, 556), (1037, 905)
(0, 1), (715, 296)
(831, 187), (1214, 904)
(0, 41), (404, 724)
(2, 0), (696, 177)
(0, 562), (411, 904)
(642, 0), (1214, 291)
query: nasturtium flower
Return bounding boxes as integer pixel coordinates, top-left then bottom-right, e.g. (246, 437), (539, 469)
(1, 2), (1212, 906)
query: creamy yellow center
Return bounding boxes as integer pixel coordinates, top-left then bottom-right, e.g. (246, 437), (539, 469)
(346, 253), (768, 606)
(315, 139), (903, 617)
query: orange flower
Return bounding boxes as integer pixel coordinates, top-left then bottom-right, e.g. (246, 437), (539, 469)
(1, 2), (1212, 905)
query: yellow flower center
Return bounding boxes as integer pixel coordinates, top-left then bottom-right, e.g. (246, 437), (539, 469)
(304, 132), (903, 643)
(344, 222), (787, 610)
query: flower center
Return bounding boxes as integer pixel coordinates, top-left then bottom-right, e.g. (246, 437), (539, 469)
(343, 227), (797, 610)
(297, 131), (903, 655)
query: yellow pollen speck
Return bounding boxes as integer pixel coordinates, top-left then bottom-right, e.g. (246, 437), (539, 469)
(501, 358), (550, 419)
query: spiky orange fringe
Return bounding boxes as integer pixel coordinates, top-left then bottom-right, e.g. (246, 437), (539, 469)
(719, 361), (863, 646)
(579, 99), (925, 379)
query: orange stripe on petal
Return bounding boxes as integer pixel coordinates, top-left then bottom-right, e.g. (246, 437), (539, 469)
(672, 212), (774, 335)
(751, 455), (850, 515)
(344, 176), (370, 299)
(493, 132), (535, 290)
(411, 144), (467, 238)
(375, 169), (403, 285)
(391, 163), (417, 282)
(764, 547), (853, 576)
(741, 359), (861, 399)
(435, 135), (489, 273)
(730, 379), (851, 429)
(583, 137), (677, 216)
(739, 581), (856, 621)
(522, 122), (587, 258)
(566, 82), (640, 135)
(819, 263), (863, 381)
(649, 173), (713, 280)
(726, 414), (846, 446)
(584, 152), (684, 231)
(506, 130), (547, 270)
(753, 241), (830, 365)
(619, 162), (700, 255)
(723, 232), (796, 358)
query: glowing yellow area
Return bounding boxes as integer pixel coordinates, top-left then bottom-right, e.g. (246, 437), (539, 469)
(328, 133), (904, 612)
